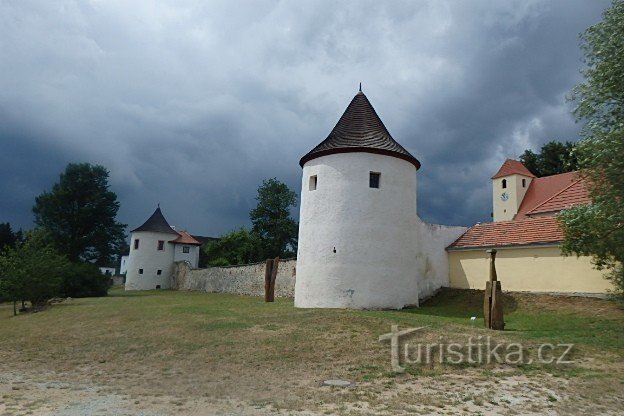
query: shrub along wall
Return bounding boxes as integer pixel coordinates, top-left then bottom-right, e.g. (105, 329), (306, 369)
(173, 259), (296, 298)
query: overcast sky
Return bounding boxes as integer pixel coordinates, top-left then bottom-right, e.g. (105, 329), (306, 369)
(0, 0), (611, 237)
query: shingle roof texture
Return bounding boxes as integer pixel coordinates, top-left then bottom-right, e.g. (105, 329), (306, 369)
(447, 216), (564, 250)
(131, 207), (179, 235)
(299, 91), (420, 168)
(527, 178), (590, 215)
(491, 159), (536, 179)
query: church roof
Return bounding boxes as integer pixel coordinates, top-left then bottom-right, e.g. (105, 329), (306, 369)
(170, 230), (202, 246)
(491, 159), (536, 179)
(299, 91), (421, 169)
(447, 216), (564, 250)
(131, 207), (179, 235)
(515, 171), (588, 220)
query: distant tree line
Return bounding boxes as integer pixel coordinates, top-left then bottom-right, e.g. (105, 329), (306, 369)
(519, 140), (579, 177)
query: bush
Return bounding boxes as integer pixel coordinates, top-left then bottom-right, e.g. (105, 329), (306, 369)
(61, 262), (111, 298)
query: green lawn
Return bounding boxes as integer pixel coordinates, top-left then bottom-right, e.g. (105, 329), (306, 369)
(0, 287), (622, 414)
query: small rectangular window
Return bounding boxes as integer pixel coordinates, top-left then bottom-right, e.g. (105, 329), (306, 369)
(134, 239), (139, 250)
(139, 268), (143, 274)
(309, 175), (317, 191)
(157, 240), (165, 250)
(522, 178), (526, 188)
(182, 246), (190, 253)
(369, 172), (380, 188)
(157, 269), (162, 275)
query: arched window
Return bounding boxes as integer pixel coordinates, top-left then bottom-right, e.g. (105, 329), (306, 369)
(522, 178), (526, 188)
(502, 179), (507, 189)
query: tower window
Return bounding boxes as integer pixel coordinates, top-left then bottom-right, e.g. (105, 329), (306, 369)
(522, 178), (526, 188)
(157, 269), (162, 275)
(157, 240), (165, 250)
(502, 179), (507, 189)
(139, 269), (143, 274)
(309, 175), (317, 191)
(182, 246), (190, 253)
(134, 239), (139, 250)
(369, 172), (381, 188)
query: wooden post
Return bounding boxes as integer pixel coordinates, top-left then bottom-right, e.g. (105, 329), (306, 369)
(484, 249), (504, 330)
(265, 257), (280, 302)
(264, 259), (273, 302)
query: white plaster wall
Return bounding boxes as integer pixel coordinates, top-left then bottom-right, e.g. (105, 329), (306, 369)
(415, 221), (467, 299)
(125, 231), (176, 290)
(173, 244), (200, 268)
(119, 255), (129, 275)
(295, 153), (420, 309)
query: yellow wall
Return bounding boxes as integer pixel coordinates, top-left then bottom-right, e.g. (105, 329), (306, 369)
(448, 245), (613, 293)
(492, 174), (533, 222)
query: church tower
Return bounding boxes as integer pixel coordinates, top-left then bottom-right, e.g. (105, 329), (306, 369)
(295, 90), (422, 309)
(491, 159), (536, 222)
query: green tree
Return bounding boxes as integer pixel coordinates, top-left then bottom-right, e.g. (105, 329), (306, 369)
(32, 163), (126, 265)
(0, 223), (23, 252)
(250, 178), (298, 258)
(519, 141), (579, 177)
(202, 228), (263, 266)
(559, 0), (624, 298)
(0, 230), (70, 314)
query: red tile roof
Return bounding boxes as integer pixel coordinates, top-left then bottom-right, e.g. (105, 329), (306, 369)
(491, 159), (536, 179)
(170, 230), (202, 246)
(447, 216), (564, 250)
(526, 178), (590, 215)
(515, 171), (585, 219)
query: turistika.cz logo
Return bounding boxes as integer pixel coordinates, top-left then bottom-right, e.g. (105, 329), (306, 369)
(379, 325), (574, 373)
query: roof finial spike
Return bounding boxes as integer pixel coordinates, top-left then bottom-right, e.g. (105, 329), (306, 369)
(157, 202), (160, 208)
(359, 82), (362, 92)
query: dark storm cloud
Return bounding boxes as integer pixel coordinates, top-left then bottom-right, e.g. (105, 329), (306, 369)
(0, 0), (611, 236)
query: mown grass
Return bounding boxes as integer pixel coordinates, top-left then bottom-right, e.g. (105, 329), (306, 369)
(0, 286), (621, 409)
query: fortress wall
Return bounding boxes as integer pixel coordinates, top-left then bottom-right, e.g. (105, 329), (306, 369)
(173, 259), (297, 298)
(416, 221), (468, 300)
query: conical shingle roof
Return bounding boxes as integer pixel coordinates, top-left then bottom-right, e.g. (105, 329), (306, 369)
(131, 207), (179, 235)
(299, 91), (420, 169)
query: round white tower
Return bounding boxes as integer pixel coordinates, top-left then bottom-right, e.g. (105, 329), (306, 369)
(125, 207), (179, 290)
(295, 90), (422, 309)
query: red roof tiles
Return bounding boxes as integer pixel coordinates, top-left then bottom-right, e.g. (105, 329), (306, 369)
(447, 216), (564, 250)
(491, 159), (536, 179)
(170, 230), (202, 246)
(526, 178), (590, 216)
(515, 171), (585, 220)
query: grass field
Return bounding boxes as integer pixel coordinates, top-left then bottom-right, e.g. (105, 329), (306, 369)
(0, 288), (622, 415)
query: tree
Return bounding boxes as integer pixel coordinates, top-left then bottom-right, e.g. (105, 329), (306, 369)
(0, 223), (23, 252)
(249, 178), (298, 258)
(0, 230), (69, 314)
(202, 228), (263, 266)
(559, 1), (624, 298)
(32, 163), (126, 265)
(519, 140), (579, 177)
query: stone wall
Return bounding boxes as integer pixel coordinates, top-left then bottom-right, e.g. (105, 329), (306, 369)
(173, 258), (297, 298)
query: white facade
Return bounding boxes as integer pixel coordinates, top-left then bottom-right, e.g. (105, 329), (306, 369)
(125, 231), (177, 290)
(119, 255), (129, 275)
(295, 152), (466, 309)
(296, 153), (417, 309)
(173, 244), (200, 267)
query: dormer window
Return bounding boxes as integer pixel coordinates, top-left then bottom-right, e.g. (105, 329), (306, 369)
(369, 172), (381, 188)
(502, 179), (507, 189)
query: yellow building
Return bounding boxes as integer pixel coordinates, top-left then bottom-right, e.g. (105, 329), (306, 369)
(447, 159), (613, 295)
